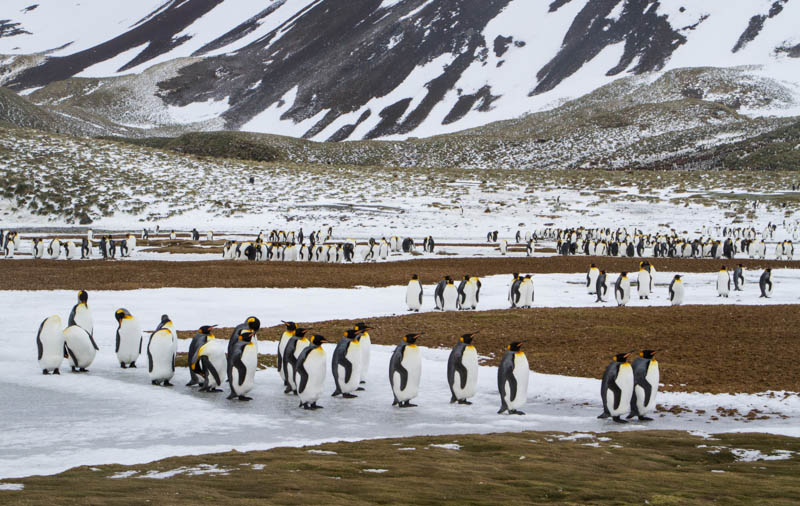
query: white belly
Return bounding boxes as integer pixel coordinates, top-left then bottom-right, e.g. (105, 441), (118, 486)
(298, 347), (327, 403)
(717, 273), (730, 295)
(116, 318), (142, 363)
(607, 363), (634, 417)
(64, 326), (96, 368)
(288, 339), (310, 389)
(588, 270), (599, 293)
(38, 316), (65, 370)
(442, 286), (458, 310)
(73, 305), (94, 338)
(452, 346), (479, 400)
(406, 282), (421, 310)
(359, 336), (370, 382)
(638, 272), (651, 296)
(672, 283), (684, 305)
(636, 361), (659, 415)
(148, 335), (175, 381)
(393, 346), (421, 402)
(464, 283), (477, 308)
(232, 343), (257, 395)
(204, 343), (228, 388)
(504, 353), (529, 409)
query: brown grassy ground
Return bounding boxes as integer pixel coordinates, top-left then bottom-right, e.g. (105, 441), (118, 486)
(3, 431), (799, 505)
(181, 304), (800, 394)
(2, 256), (797, 290)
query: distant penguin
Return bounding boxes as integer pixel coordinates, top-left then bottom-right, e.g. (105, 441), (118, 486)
(628, 350), (659, 422)
(186, 325), (216, 386)
(669, 275), (684, 306)
(80, 238), (91, 259)
(406, 274), (423, 311)
(389, 333), (424, 407)
(526, 239), (535, 256)
(283, 327), (311, 394)
(637, 262), (652, 300)
(115, 308), (142, 369)
(193, 330), (227, 392)
(598, 352), (634, 423)
(595, 270), (608, 302)
(497, 341), (529, 415)
(228, 330), (258, 401)
(33, 238), (45, 259)
(442, 278), (458, 311)
(147, 328), (176, 386)
(36, 315), (65, 375)
(587, 264), (599, 294)
(466, 276), (481, 309)
(354, 322), (373, 386)
(331, 329), (363, 398)
(447, 333), (479, 404)
(614, 272), (630, 306)
(499, 239), (508, 255)
(759, 268), (773, 298)
(295, 334), (329, 409)
(68, 290), (97, 349)
(64, 325), (96, 372)
(733, 264), (745, 291)
(509, 273), (522, 308)
(716, 266), (731, 298)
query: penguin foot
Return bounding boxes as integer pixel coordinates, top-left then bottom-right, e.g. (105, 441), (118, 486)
(332, 390), (341, 397)
(54, 369), (60, 375)
(302, 403), (313, 410)
(458, 400), (473, 405)
(311, 403), (323, 410)
(42, 369), (49, 375)
(129, 363), (137, 368)
(79, 368), (88, 373)
(399, 402), (417, 408)
(227, 393), (237, 400)
(209, 388), (222, 393)
(612, 416), (628, 424)
(356, 387), (365, 391)
(284, 386), (293, 394)
(162, 381), (173, 387)
(152, 380), (161, 386)
(342, 393), (358, 399)
(120, 362), (127, 369)
(186, 380), (198, 387)
(638, 416), (654, 422)
(238, 396), (252, 401)
(597, 412), (610, 419)
(509, 409), (525, 415)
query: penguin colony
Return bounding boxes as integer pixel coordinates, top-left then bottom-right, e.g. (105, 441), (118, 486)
(2, 229), (137, 260)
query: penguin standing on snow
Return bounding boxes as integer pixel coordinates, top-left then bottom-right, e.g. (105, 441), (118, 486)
(466, 275), (481, 309)
(115, 308), (142, 369)
(519, 274), (534, 308)
(442, 278), (458, 311)
(354, 322), (373, 387)
(456, 275), (470, 310)
(296, 334), (329, 409)
(80, 238), (91, 259)
(193, 330), (227, 392)
(733, 264), (745, 291)
(433, 276), (449, 310)
(669, 275), (684, 305)
(331, 329), (363, 398)
(628, 350), (659, 422)
(497, 341), (529, 415)
(614, 272), (630, 307)
(64, 324), (96, 372)
(595, 270), (608, 302)
(283, 327), (311, 394)
(716, 266), (731, 298)
(447, 332), (479, 404)
(277, 321), (299, 387)
(68, 290), (98, 354)
(226, 316), (260, 379)
(759, 268), (773, 298)
(37, 315), (65, 375)
(587, 264), (599, 294)
(228, 330), (258, 401)
(598, 352), (634, 423)
(186, 325), (216, 386)
(637, 262), (652, 300)
(389, 333), (424, 407)
(509, 273), (522, 308)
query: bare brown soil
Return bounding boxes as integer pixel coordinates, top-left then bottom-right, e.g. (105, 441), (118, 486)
(177, 304), (800, 395)
(2, 256), (797, 290)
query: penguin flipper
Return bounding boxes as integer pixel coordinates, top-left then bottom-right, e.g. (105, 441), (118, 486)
(341, 356), (353, 384)
(205, 357), (221, 387)
(506, 377), (517, 404)
(36, 319), (45, 361)
(115, 330), (120, 353)
(641, 378), (653, 406)
(476, 282), (481, 302)
(147, 349), (154, 374)
(297, 362), (310, 394)
(609, 380), (623, 411)
(397, 363), (409, 391)
(456, 361), (469, 390)
(233, 358), (247, 387)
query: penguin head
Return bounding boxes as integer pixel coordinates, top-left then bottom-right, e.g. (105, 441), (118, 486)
(411, 274), (419, 280)
(282, 321), (297, 332)
(600, 270), (606, 275)
(354, 322), (372, 332)
(513, 272), (519, 279)
(344, 329), (362, 341)
(463, 275), (470, 281)
(295, 327), (311, 338)
(460, 332), (478, 344)
(160, 314), (170, 324)
(507, 341), (525, 352)
(590, 263), (597, 269)
(674, 274), (682, 282)
(114, 308), (130, 322)
(765, 268), (772, 273)
(444, 275), (452, 281)
(612, 352), (632, 363)
(78, 290), (89, 304)
(246, 316), (261, 332)
(240, 330), (254, 342)
(403, 333), (423, 344)
(620, 271), (628, 278)
(720, 266), (727, 271)
(199, 325), (217, 335)
(640, 349), (658, 360)
(310, 334), (327, 346)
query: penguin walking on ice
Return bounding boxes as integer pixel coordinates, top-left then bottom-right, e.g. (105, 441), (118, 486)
(598, 352), (634, 423)
(497, 341), (529, 415)
(447, 332), (479, 404)
(115, 308), (143, 369)
(509, 273), (522, 308)
(295, 335), (329, 409)
(147, 328), (176, 386)
(614, 272), (630, 307)
(595, 270), (608, 302)
(628, 350), (659, 422)
(733, 264), (745, 291)
(283, 327), (311, 394)
(389, 333), (424, 407)
(193, 331), (227, 392)
(228, 330), (258, 401)
(759, 268), (773, 298)
(669, 274), (684, 306)
(716, 266), (731, 298)
(331, 329), (363, 398)
(406, 274), (422, 313)
(226, 316), (261, 380)
(277, 321), (300, 388)
(186, 325), (216, 386)
(587, 264), (599, 294)
(64, 324), (96, 372)
(37, 315), (65, 375)
(354, 322), (373, 388)
(442, 278), (458, 311)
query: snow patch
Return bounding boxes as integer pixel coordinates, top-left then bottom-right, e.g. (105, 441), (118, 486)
(731, 449), (795, 462)
(0, 484), (24, 491)
(430, 443), (462, 451)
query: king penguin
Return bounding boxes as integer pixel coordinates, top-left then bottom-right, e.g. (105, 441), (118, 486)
(669, 274), (684, 305)
(595, 270), (608, 302)
(36, 314), (65, 374)
(614, 272), (630, 306)
(520, 274), (534, 308)
(759, 268), (773, 298)
(186, 325), (216, 386)
(434, 276), (450, 310)
(227, 316), (260, 380)
(598, 351), (634, 423)
(64, 325), (96, 372)
(147, 327), (176, 386)
(497, 341), (529, 415)
(228, 330), (258, 401)
(389, 333), (424, 407)
(716, 266), (731, 298)
(68, 290), (96, 345)
(283, 327), (311, 394)
(587, 264), (599, 294)
(406, 274), (423, 311)
(115, 308), (142, 369)
(637, 262), (652, 300)
(193, 329), (227, 392)
(628, 350), (659, 422)
(733, 264), (745, 291)
(354, 322), (373, 387)
(509, 273), (522, 308)
(296, 334), (329, 409)
(442, 278), (458, 311)
(277, 321), (298, 388)
(447, 332), (479, 404)
(331, 329), (363, 398)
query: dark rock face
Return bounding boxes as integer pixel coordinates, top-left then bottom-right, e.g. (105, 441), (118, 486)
(775, 42), (800, 58)
(0, 19), (30, 39)
(732, 0), (788, 53)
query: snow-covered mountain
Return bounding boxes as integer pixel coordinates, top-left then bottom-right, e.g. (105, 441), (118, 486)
(1, 0), (799, 141)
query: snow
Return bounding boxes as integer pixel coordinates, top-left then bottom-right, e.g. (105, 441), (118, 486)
(167, 96), (231, 124)
(363, 468), (388, 473)
(307, 450), (337, 455)
(429, 443), (461, 450)
(137, 465), (232, 479)
(730, 449), (795, 462)
(0, 484), (24, 491)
